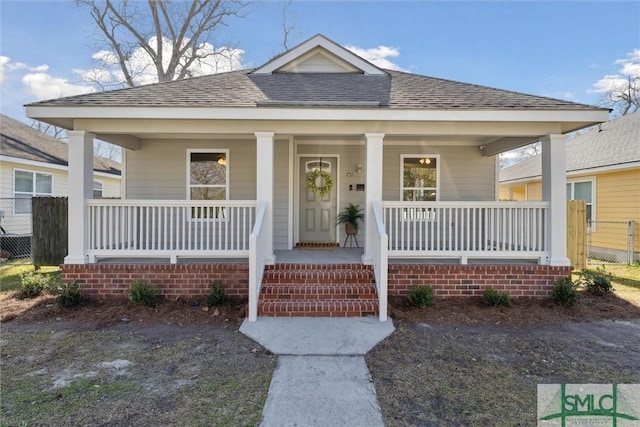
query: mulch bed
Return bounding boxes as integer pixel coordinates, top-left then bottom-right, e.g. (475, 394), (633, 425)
(2, 290), (639, 328)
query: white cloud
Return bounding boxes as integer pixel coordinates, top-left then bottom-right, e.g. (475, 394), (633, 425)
(589, 48), (640, 94)
(0, 56), (9, 85)
(0, 56), (49, 86)
(22, 72), (95, 100)
(345, 45), (407, 71)
(75, 37), (245, 88)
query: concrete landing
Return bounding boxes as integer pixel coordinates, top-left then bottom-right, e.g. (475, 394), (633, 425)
(239, 316), (395, 355)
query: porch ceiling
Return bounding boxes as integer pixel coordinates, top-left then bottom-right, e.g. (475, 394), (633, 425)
(27, 105), (608, 156)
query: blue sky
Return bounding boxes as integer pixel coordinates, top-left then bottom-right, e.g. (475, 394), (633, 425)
(1, 0), (639, 122)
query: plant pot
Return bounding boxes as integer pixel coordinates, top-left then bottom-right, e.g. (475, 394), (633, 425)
(345, 222), (358, 235)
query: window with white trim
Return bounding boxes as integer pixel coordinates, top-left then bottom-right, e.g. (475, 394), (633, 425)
(187, 150), (228, 219)
(401, 155), (440, 221)
(13, 169), (53, 214)
(401, 155), (439, 201)
(566, 179), (594, 223)
(93, 180), (103, 198)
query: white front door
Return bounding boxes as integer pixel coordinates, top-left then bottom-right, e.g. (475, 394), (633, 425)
(299, 157), (337, 243)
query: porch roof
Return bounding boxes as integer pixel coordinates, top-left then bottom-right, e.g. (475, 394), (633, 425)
(500, 111), (640, 183)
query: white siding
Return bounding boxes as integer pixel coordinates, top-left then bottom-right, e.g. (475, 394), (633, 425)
(125, 139), (256, 200)
(99, 176), (122, 198)
(273, 140), (290, 250)
(382, 145), (495, 201)
(0, 159), (120, 233)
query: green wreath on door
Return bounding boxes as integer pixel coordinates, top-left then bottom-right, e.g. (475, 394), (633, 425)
(306, 167), (333, 198)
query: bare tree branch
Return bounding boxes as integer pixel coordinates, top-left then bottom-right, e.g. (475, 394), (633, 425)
(30, 120), (67, 140)
(281, 0), (293, 51)
(76, 0), (249, 87)
(602, 75), (639, 116)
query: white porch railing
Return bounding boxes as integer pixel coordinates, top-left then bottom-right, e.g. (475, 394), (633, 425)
(248, 201), (268, 322)
(86, 199), (256, 262)
(382, 201), (549, 263)
(371, 201), (388, 321)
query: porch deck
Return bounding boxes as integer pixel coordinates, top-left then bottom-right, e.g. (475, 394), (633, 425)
(92, 249), (538, 266)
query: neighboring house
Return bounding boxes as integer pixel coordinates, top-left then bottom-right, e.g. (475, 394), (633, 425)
(0, 114), (121, 234)
(26, 34), (609, 320)
(500, 112), (640, 262)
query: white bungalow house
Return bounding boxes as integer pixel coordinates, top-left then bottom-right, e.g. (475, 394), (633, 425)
(26, 35), (609, 321)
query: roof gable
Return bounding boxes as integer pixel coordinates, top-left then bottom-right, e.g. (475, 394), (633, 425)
(253, 34), (386, 75)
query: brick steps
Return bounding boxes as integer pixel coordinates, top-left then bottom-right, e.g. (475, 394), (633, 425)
(258, 264), (379, 317)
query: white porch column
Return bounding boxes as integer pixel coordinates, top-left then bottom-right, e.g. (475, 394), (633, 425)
(255, 132), (276, 264)
(65, 130), (94, 264)
(363, 133), (385, 263)
(541, 134), (571, 266)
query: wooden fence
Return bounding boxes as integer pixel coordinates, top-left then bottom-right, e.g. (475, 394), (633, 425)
(32, 197), (68, 267)
(567, 200), (587, 270)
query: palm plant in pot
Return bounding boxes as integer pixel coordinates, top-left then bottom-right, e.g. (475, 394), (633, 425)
(336, 203), (365, 235)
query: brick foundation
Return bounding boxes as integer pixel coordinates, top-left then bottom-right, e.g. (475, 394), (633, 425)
(61, 263), (249, 300)
(61, 262), (572, 302)
(388, 264), (573, 298)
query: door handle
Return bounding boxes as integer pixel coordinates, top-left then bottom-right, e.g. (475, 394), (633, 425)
(332, 198), (336, 208)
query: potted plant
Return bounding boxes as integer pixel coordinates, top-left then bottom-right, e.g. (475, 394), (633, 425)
(336, 203), (365, 235)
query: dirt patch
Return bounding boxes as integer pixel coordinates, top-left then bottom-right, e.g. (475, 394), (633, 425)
(389, 290), (640, 327)
(1, 321), (275, 426)
(366, 320), (640, 426)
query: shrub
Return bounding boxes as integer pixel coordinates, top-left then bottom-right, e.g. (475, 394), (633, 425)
(45, 273), (63, 295)
(407, 285), (436, 308)
(206, 280), (228, 307)
(21, 271), (49, 298)
(129, 280), (159, 306)
(56, 281), (84, 308)
(551, 277), (579, 307)
(482, 288), (511, 307)
(578, 268), (613, 295)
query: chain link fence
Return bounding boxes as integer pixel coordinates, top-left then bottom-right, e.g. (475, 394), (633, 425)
(0, 198), (32, 262)
(587, 220), (637, 265)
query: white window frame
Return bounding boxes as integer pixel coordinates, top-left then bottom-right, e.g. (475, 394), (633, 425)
(186, 149), (229, 221)
(93, 180), (104, 199)
(567, 177), (596, 228)
(400, 154), (440, 221)
(13, 168), (54, 215)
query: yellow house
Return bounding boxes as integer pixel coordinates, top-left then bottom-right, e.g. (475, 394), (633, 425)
(0, 114), (121, 237)
(500, 112), (640, 263)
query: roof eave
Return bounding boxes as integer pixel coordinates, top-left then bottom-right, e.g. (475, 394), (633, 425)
(26, 104), (611, 130)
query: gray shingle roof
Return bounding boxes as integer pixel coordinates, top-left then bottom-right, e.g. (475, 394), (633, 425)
(1, 114), (121, 175)
(500, 112), (640, 182)
(27, 69), (604, 111)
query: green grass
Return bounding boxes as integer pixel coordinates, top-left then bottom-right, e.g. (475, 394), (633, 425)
(0, 260), (60, 292)
(575, 264), (640, 305)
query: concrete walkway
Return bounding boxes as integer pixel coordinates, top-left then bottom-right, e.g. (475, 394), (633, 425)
(240, 317), (395, 427)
